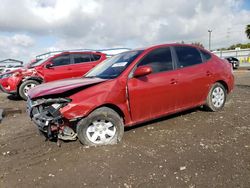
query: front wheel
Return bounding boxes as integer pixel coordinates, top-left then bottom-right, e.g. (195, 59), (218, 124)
(77, 107), (124, 146)
(204, 83), (227, 112)
(18, 80), (40, 100)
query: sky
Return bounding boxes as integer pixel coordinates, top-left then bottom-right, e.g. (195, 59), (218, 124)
(0, 0), (249, 63)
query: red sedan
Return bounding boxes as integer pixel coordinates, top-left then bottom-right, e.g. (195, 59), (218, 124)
(27, 44), (234, 146)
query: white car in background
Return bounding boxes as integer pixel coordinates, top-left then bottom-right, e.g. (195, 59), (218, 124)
(0, 65), (23, 73)
(0, 59), (23, 74)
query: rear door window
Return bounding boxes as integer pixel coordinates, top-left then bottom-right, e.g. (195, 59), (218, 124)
(175, 46), (202, 68)
(138, 47), (173, 73)
(52, 55), (71, 67)
(73, 54), (92, 64)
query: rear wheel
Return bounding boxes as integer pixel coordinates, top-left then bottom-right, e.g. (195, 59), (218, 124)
(19, 80), (40, 100)
(233, 63), (239, 69)
(204, 83), (227, 112)
(77, 107), (124, 146)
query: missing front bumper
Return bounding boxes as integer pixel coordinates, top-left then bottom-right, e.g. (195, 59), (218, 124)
(27, 97), (77, 141)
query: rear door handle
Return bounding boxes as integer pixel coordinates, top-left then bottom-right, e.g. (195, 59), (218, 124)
(206, 71), (212, 76)
(170, 79), (178, 85)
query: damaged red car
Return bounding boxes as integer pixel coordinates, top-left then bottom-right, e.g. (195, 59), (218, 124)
(27, 44), (234, 146)
(1, 51), (106, 100)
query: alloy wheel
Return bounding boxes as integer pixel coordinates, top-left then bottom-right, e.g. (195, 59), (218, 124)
(211, 86), (225, 108)
(23, 83), (37, 96)
(86, 120), (117, 144)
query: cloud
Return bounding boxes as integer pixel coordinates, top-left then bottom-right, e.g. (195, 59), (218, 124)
(0, 0), (249, 61)
(0, 34), (34, 60)
(12, 34), (34, 47)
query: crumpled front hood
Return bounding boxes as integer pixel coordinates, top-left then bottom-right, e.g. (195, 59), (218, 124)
(28, 77), (107, 99)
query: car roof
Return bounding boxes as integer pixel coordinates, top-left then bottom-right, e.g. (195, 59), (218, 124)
(132, 43), (209, 53)
(36, 50), (106, 60)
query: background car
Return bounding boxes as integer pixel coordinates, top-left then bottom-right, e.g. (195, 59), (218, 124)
(0, 59), (43, 93)
(1, 64), (23, 73)
(0, 51), (107, 100)
(225, 56), (240, 69)
(27, 44), (234, 146)
(0, 59), (23, 74)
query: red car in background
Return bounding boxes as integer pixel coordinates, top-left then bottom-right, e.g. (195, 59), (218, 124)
(0, 51), (106, 100)
(27, 44), (234, 146)
(0, 59), (40, 93)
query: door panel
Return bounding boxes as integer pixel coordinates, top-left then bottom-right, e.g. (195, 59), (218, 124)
(174, 63), (212, 109)
(43, 55), (72, 82)
(127, 47), (179, 123)
(70, 62), (98, 77)
(70, 54), (99, 78)
(128, 71), (179, 122)
(174, 46), (213, 108)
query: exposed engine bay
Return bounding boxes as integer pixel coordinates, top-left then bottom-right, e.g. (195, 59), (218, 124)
(27, 97), (77, 144)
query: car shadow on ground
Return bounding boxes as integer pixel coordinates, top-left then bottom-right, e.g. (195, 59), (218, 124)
(7, 94), (22, 101)
(125, 106), (203, 132)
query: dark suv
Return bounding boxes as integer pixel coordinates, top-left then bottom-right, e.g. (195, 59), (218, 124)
(0, 51), (106, 100)
(225, 57), (239, 69)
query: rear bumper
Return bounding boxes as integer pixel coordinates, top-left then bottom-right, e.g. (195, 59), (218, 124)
(227, 73), (235, 93)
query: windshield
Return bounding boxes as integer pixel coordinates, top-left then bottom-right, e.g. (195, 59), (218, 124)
(29, 57), (49, 68)
(85, 50), (143, 79)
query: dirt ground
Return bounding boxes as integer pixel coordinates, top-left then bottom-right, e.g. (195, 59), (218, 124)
(0, 71), (250, 188)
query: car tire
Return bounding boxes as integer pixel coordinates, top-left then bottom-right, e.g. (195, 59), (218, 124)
(77, 107), (124, 146)
(233, 63), (239, 70)
(204, 82), (227, 112)
(19, 80), (40, 100)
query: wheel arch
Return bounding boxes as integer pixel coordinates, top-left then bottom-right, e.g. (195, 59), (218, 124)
(23, 76), (43, 84)
(76, 103), (125, 146)
(17, 76), (43, 90)
(92, 103), (125, 123)
(215, 80), (229, 93)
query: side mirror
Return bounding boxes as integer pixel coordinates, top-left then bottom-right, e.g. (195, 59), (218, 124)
(133, 66), (152, 78)
(45, 63), (53, 69)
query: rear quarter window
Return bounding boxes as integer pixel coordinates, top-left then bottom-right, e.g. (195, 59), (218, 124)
(92, 54), (101, 61)
(175, 46), (202, 68)
(200, 50), (212, 61)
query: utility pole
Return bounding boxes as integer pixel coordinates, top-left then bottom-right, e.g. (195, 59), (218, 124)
(208, 29), (212, 51)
